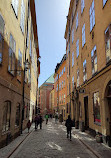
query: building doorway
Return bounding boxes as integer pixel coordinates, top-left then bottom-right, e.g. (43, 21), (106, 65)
(106, 81), (111, 136)
(84, 96), (89, 129)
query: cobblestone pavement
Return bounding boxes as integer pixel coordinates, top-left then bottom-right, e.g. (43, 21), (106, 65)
(9, 120), (98, 158)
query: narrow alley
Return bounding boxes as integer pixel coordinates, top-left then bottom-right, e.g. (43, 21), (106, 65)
(1, 120), (111, 158)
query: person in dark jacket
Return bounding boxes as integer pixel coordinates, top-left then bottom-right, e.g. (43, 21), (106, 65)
(34, 115), (39, 130)
(27, 120), (31, 133)
(65, 115), (73, 141)
(39, 114), (43, 129)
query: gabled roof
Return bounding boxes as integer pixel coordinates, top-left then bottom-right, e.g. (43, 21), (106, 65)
(40, 74), (54, 88)
(45, 74), (54, 84)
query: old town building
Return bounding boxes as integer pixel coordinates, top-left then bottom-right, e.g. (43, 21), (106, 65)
(0, 0), (40, 148)
(49, 88), (54, 116)
(54, 54), (67, 120)
(65, 0), (111, 146)
(39, 74), (54, 116)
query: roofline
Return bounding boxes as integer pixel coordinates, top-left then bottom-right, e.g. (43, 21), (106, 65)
(64, 0), (74, 39)
(30, 0), (40, 59)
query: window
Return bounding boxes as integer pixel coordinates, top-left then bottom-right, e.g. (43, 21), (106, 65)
(60, 96), (61, 104)
(12, 0), (19, 16)
(62, 95), (63, 103)
(64, 79), (65, 87)
(62, 69), (63, 75)
(67, 103), (68, 113)
(81, 0), (85, 13)
(105, 26), (111, 63)
(20, 0), (25, 33)
(59, 83), (61, 90)
(2, 101), (11, 132)
(82, 24), (85, 47)
(64, 94), (65, 103)
(8, 34), (16, 75)
(72, 51), (74, 67)
(0, 15), (4, 64)
(76, 12), (78, 30)
(72, 28), (74, 43)
(83, 59), (87, 82)
(17, 50), (22, 77)
(103, 0), (108, 7)
(28, 68), (31, 84)
(72, 76), (74, 89)
(26, 103), (28, 118)
(77, 69), (79, 87)
(15, 103), (20, 126)
(57, 84), (58, 91)
(29, 39), (32, 58)
(26, 24), (29, 48)
(76, 39), (79, 58)
(93, 92), (101, 124)
(91, 46), (97, 74)
(64, 66), (65, 72)
(62, 81), (63, 89)
(89, 0), (95, 32)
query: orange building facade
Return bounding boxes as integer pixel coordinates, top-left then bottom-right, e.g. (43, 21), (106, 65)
(54, 54), (67, 120)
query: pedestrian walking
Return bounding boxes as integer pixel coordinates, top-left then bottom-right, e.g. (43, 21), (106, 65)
(27, 120), (31, 133)
(55, 114), (58, 123)
(34, 115), (39, 130)
(39, 114), (43, 129)
(65, 115), (73, 141)
(45, 114), (48, 124)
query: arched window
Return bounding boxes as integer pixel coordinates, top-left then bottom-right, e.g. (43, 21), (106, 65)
(0, 14), (4, 64)
(2, 101), (11, 132)
(15, 103), (20, 127)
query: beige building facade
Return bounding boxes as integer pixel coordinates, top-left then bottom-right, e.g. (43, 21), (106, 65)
(65, 0), (111, 146)
(0, 0), (40, 148)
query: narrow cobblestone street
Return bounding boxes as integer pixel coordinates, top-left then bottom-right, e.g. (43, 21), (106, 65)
(6, 120), (98, 158)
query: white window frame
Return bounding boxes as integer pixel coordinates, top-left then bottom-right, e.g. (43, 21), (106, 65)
(83, 59), (87, 82)
(12, 0), (19, 16)
(76, 12), (78, 30)
(81, 0), (85, 14)
(72, 76), (74, 89)
(103, 0), (108, 7)
(76, 39), (79, 58)
(72, 51), (74, 67)
(77, 69), (79, 87)
(82, 24), (85, 47)
(89, 0), (95, 32)
(91, 45), (97, 74)
(20, 0), (25, 33)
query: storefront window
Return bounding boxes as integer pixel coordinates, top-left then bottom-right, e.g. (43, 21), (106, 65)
(93, 92), (101, 124)
(2, 101), (11, 132)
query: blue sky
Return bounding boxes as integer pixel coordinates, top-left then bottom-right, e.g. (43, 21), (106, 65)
(35, 0), (70, 87)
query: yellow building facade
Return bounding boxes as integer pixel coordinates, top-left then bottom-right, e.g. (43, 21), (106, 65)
(0, 0), (40, 148)
(65, 0), (111, 146)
